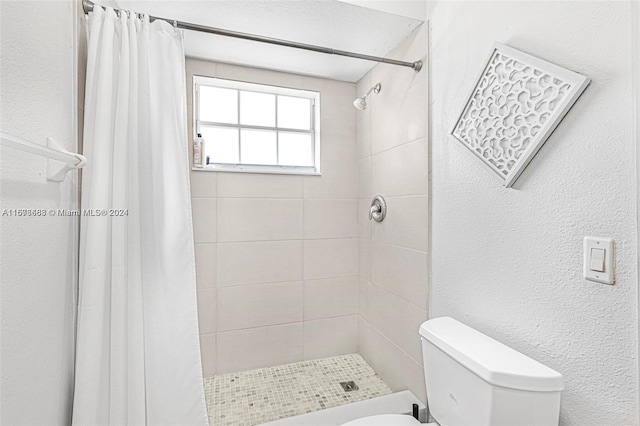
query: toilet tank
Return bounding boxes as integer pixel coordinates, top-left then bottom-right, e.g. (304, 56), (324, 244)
(419, 317), (563, 426)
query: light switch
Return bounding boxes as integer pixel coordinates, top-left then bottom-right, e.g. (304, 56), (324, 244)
(589, 248), (605, 272)
(583, 237), (614, 285)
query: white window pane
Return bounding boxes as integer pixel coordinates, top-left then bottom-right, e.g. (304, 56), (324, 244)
(199, 86), (238, 124)
(278, 133), (313, 167)
(240, 91), (275, 127)
(240, 130), (277, 165)
(277, 96), (311, 130)
(200, 126), (239, 164)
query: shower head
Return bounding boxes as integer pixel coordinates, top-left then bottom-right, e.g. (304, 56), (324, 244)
(353, 97), (367, 110)
(353, 83), (381, 111)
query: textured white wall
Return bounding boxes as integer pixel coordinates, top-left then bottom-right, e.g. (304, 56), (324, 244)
(430, 2), (637, 425)
(0, 1), (78, 424)
(356, 23), (428, 403)
(185, 59), (359, 376)
(635, 3), (640, 420)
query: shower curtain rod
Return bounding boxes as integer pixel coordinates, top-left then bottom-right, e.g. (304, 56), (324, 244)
(82, 0), (423, 72)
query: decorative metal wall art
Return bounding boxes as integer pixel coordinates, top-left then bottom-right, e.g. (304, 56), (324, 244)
(451, 43), (590, 188)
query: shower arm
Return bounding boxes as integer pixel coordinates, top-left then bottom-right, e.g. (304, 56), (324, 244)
(81, 0), (423, 72)
(361, 83), (382, 100)
(361, 86), (376, 100)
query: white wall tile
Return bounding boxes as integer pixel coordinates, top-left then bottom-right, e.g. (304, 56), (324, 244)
(358, 317), (373, 366)
(355, 73), (370, 95)
(303, 277), (358, 320)
(197, 288), (216, 334)
(369, 328), (426, 403)
(371, 241), (428, 309)
(303, 238), (357, 280)
(186, 59), (217, 83)
(303, 315), (358, 360)
(217, 198), (303, 242)
(372, 195), (428, 252)
(358, 157), (371, 199)
(321, 132), (357, 162)
(192, 198), (217, 243)
(302, 75), (356, 99)
(358, 278), (373, 323)
(370, 26), (427, 155)
(321, 98), (357, 139)
(353, 22), (429, 407)
(370, 78), (427, 155)
(217, 63), (305, 89)
(367, 284), (427, 363)
(371, 138), (428, 197)
(217, 323), (304, 374)
(304, 160), (357, 199)
(303, 76), (356, 134)
(187, 59), (361, 372)
(358, 238), (371, 281)
(356, 74), (372, 160)
(217, 173), (303, 198)
(195, 243), (216, 288)
(190, 171), (217, 198)
(303, 199), (357, 239)
(200, 333), (217, 377)
(357, 199), (372, 239)
(217, 240), (303, 286)
(217, 281), (303, 331)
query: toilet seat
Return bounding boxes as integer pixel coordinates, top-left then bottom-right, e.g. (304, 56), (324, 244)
(341, 414), (424, 426)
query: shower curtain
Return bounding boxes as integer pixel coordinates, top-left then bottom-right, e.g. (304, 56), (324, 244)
(73, 6), (208, 425)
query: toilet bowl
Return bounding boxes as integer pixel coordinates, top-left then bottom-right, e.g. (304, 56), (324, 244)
(341, 317), (564, 426)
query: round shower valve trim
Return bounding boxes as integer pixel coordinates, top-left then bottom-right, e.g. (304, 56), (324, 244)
(369, 195), (386, 222)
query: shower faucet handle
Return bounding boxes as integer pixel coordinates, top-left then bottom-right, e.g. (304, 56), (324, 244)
(369, 204), (381, 220)
(369, 195), (386, 222)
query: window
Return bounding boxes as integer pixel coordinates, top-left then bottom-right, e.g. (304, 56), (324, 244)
(193, 76), (320, 175)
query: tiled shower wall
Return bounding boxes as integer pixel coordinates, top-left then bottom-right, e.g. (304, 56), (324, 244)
(356, 23), (429, 403)
(186, 59), (359, 376)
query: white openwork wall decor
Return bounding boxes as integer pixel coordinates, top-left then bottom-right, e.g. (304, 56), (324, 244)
(451, 43), (590, 188)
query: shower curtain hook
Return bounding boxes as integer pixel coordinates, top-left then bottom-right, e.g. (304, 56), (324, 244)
(172, 19), (178, 28)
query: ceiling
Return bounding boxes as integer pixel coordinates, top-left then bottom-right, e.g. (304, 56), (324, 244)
(108, 0), (424, 82)
(338, 0), (426, 21)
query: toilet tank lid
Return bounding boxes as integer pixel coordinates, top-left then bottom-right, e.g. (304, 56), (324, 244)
(419, 317), (564, 392)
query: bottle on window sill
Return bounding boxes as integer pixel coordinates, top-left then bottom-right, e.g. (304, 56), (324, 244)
(193, 133), (204, 168)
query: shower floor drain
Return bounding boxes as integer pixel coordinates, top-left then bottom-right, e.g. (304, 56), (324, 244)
(340, 381), (359, 392)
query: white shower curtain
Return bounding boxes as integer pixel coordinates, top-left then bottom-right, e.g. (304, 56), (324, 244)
(73, 6), (208, 425)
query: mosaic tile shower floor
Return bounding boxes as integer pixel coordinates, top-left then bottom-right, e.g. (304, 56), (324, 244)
(204, 353), (393, 426)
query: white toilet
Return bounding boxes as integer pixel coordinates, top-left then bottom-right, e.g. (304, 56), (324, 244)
(343, 317), (564, 426)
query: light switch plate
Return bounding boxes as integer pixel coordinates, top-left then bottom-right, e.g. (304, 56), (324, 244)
(583, 236), (614, 285)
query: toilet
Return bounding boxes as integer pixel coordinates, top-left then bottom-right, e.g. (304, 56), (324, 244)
(343, 317), (564, 426)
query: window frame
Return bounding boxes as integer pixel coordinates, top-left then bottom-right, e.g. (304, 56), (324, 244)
(193, 75), (321, 175)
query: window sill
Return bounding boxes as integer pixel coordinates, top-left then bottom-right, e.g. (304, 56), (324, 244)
(191, 165), (321, 176)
